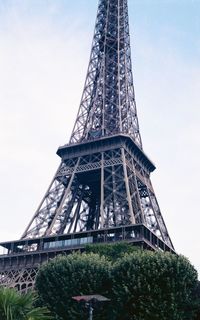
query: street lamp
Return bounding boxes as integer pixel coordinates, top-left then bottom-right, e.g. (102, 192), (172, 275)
(72, 294), (110, 320)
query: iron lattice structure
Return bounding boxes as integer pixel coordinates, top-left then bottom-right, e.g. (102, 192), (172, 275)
(70, 0), (142, 147)
(21, 0), (173, 248)
(0, 0), (174, 291)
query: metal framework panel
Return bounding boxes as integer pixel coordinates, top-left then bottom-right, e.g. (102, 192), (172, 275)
(0, 0), (175, 291)
(22, 136), (173, 249)
(0, 225), (175, 292)
(70, 0), (142, 147)
(20, 0), (174, 250)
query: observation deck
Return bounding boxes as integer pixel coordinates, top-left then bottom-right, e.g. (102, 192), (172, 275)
(0, 224), (175, 273)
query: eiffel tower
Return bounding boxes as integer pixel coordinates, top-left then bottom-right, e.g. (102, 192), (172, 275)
(0, 0), (174, 292)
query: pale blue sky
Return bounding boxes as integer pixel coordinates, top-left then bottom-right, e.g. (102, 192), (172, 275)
(0, 0), (200, 273)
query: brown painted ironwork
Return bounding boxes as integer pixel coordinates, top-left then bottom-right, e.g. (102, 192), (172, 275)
(0, 0), (174, 292)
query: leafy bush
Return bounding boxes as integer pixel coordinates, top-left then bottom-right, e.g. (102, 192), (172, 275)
(111, 251), (197, 320)
(36, 244), (199, 320)
(85, 242), (139, 261)
(35, 253), (111, 320)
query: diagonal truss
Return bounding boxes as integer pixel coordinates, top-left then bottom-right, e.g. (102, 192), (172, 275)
(70, 0), (142, 147)
(22, 136), (173, 249)
(21, 0), (174, 250)
(0, 268), (38, 292)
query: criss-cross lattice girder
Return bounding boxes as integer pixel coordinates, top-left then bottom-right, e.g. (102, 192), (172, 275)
(21, 0), (174, 250)
(0, 0), (175, 293)
(70, 0), (142, 147)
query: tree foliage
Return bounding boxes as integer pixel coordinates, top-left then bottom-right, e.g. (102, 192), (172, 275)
(35, 253), (111, 320)
(85, 242), (139, 261)
(0, 287), (51, 320)
(193, 281), (200, 319)
(111, 251), (198, 320)
(35, 244), (199, 320)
